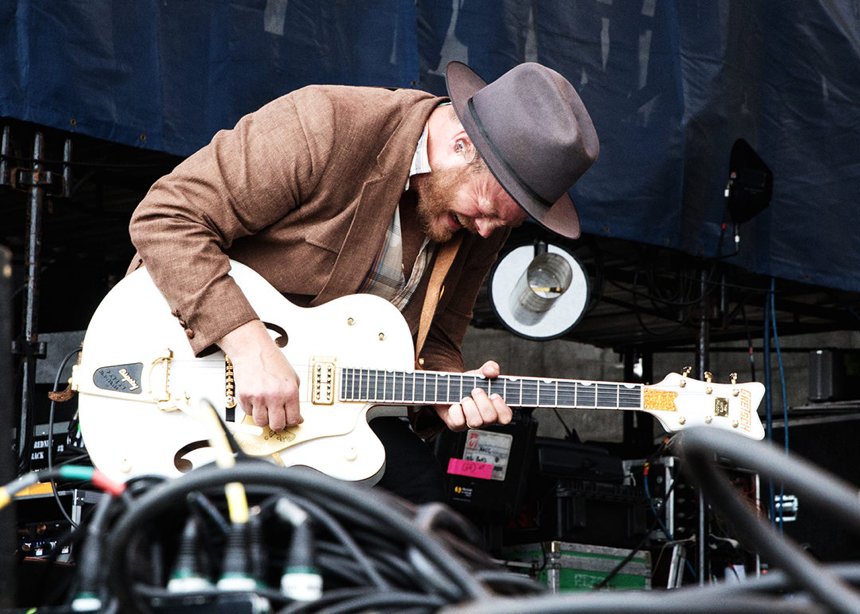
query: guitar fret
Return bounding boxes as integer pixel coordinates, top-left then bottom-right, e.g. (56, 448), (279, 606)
(415, 372), (423, 403)
(521, 379), (536, 406)
(374, 370), (380, 402)
(345, 367), (350, 401)
(384, 371), (393, 402)
(558, 381), (574, 407)
(336, 367), (644, 413)
(597, 383), (617, 407)
(538, 379), (555, 406)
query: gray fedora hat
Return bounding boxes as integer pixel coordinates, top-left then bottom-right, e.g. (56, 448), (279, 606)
(446, 61), (599, 239)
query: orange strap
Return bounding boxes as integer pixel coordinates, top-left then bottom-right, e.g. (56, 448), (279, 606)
(415, 235), (462, 361)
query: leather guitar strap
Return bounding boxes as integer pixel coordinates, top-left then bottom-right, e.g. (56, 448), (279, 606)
(415, 234), (462, 362)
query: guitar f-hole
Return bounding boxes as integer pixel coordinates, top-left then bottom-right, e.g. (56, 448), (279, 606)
(173, 440), (210, 473)
(263, 321), (289, 348)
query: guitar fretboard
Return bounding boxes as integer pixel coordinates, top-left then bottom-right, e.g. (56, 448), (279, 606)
(339, 368), (643, 410)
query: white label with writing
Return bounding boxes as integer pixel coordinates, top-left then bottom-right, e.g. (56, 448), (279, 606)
(462, 430), (514, 481)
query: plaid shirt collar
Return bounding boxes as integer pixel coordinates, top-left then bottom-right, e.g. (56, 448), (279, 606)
(359, 124), (436, 310)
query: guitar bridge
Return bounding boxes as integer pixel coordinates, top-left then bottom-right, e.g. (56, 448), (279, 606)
(311, 357), (337, 405)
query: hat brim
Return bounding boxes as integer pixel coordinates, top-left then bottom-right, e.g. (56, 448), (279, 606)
(445, 61), (581, 239)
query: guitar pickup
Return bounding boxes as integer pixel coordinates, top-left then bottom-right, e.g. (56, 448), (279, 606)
(311, 357), (337, 405)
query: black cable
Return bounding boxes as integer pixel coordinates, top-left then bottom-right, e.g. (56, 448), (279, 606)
(283, 493), (390, 589)
(257, 488), (395, 590)
(106, 462), (492, 613)
(412, 502), (491, 567)
(70, 491), (114, 610)
(677, 427), (860, 613)
(471, 569), (545, 595)
(187, 491), (231, 536)
(313, 550), (384, 587)
(691, 562), (860, 599)
(438, 591), (821, 614)
(591, 530), (650, 590)
(131, 584), (291, 606)
(315, 543), (414, 588)
(46, 347), (84, 528)
(307, 590), (447, 614)
(276, 587), (386, 614)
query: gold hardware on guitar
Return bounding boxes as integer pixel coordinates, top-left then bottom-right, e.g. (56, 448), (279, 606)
(225, 355), (236, 409)
(311, 357), (337, 405)
(147, 349), (176, 411)
(730, 371), (740, 397)
(679, 366), (692, 388)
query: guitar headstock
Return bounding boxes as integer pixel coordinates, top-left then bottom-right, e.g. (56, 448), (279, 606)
(643, 371), (765, 440)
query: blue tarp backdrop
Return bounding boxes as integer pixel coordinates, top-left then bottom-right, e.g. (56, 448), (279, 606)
(2, 0), (859, 293)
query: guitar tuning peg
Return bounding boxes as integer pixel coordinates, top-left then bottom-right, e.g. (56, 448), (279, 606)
(704, 371), (713, 383)
(682, 366), (692, 377)
(730, 372), (738, 385)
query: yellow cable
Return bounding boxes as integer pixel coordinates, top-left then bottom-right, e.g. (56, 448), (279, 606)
(195, 399), (249, 525)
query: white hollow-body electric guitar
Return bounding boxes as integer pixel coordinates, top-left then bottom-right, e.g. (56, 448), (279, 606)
(72, 261), (766, 484)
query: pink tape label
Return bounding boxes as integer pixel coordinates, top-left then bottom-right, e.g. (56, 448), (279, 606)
(447, 457), (494, 480)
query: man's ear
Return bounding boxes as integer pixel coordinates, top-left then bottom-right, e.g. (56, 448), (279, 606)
(452, 133), (476, 163)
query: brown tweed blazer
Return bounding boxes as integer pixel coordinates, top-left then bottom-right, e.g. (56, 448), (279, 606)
(128, 85), (509, 373)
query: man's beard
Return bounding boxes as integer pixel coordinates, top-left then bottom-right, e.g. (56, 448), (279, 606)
(414, 165), (478, 243)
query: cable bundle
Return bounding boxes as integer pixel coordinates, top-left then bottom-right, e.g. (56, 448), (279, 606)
(100, 461), (544, 613)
